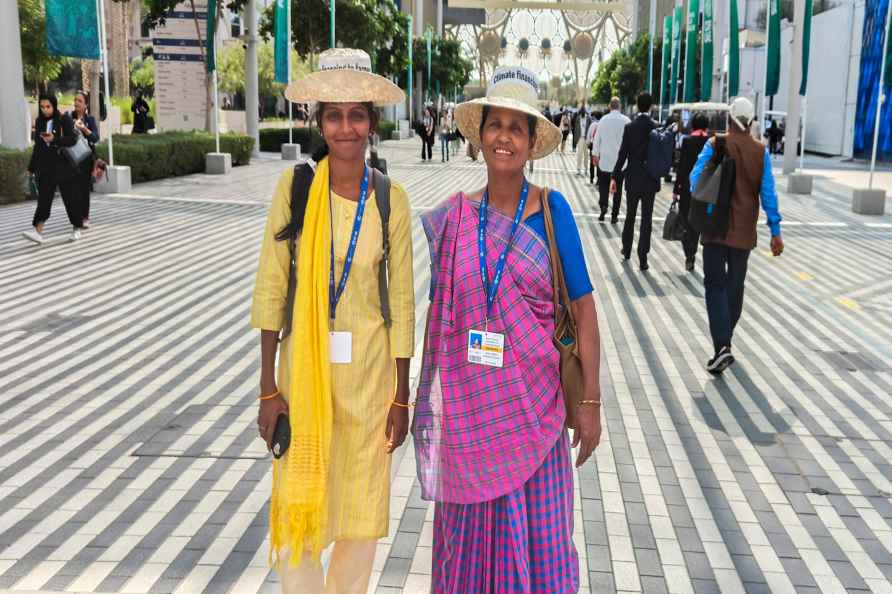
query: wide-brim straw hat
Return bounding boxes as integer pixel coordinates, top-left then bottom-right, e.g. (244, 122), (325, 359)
(285, 48), (405, 107)
(454, 66), (561, 160)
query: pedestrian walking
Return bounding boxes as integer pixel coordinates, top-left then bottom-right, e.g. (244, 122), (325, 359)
(689, 97), (784, 374)
(559, 110), (571, 153)
(439, 107), (453, 162)
(673, 112), (710, 271)
(23, 94), (85, 244)
(584, 111), (601, 184)
(69, 91), (100, 229)
(575, 107), (591, 175)
(613, 93), (659, 271)
(593, 97), (630, 224)
(251, 48), (416, 594)
(571, 105), (581, 151)
(767, 119), (782, 155)
(421, 106), (435, 161)
(131, 91), (151, 134)
(416, 65), (603, 594)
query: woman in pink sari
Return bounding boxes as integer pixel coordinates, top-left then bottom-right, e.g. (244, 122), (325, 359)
(414, 66), (604, 593)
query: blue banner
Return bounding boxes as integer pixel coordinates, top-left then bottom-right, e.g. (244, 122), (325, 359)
(274, 0), (290, 84)
(45, 0), (100, 60)
(855, 0), (892, 161)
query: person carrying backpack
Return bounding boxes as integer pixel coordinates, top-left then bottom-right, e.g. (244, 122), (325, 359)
(612, 93), (660, 271)
(689, 97), (783, 374)
(250, 48), (416, 593)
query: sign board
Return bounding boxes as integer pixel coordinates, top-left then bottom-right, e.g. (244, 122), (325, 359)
(152, 1), (208, 131)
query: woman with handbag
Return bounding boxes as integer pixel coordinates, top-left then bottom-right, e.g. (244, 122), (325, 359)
(23, 94), (84, 244)
(414, 66), (603, 593)
(69, 91), (100, 229)
(250, 48), (415, 594)
(673, 112), (710, 271)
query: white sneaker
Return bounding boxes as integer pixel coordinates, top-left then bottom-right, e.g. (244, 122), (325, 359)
(82, 219), (91, 229)
(69, 229), (82, 242)
(23, 229), (45, 244)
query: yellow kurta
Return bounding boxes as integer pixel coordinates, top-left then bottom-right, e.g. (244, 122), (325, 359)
(251, 167), (415, 545)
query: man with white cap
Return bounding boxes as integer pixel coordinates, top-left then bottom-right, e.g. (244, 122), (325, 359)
(689, 96), (784, 374)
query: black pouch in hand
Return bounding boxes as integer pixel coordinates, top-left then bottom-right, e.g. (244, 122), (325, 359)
(272, 413), (290, 459)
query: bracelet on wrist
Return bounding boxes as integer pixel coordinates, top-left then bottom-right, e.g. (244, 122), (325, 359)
(579, 399), (602, 406)
(391, 399), (413, 409)
(258, 390), (280, 401)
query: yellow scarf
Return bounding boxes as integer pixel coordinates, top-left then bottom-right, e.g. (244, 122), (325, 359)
(270, 157), (333, 567)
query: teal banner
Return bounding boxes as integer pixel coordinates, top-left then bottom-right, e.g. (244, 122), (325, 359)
(670, 5), (683, 105)
(683, 0), (700, 102)
(661, 15), (673, 106)
(766, 0), (781, 96)
(45, 0), (100, 60)
(274, 0), (290, 84)
(206, 0), (217, 73)
(701, 0), (713, 100)
(729, 0), (740, 96)
(799, 0), (812, 95)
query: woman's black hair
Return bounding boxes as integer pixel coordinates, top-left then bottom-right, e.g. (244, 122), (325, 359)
(275, 101), (378, 241)
(478, 105), (538, 148)
(36, 94), (61, 127)
(691, 112), (709, 131)
(74, 90), (90, 114)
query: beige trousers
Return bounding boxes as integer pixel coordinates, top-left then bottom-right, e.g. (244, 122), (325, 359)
(279, 540), (376, 594)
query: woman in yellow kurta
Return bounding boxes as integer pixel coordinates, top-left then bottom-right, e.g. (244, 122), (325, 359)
(250, 49), (415, 594)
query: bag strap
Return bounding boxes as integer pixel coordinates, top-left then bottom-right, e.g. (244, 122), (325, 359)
(372, 167), (393, 328)
(280, 161), (316, 341)
(540, 187), (575, 324)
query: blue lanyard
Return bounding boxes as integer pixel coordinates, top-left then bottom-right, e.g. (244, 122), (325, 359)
(329, 166), (370, 321)
(478, 179), (530, 321)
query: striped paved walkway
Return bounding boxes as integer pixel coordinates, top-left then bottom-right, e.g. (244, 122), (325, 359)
(0, 138), (890, 594)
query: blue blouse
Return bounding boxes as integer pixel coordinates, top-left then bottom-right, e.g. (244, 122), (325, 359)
(524, 190), (594, 301)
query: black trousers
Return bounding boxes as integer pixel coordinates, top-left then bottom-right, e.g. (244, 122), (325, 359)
(589, 154), (596, 184)
(32, 174), (82, 228)
(74, 168), (92, 221)
(677, 189), (700, 260)
(703, 243), (751, 353)
(621, 191), (656, 260)
(421, 134), (433, 160)
(597, 168), (624, 218)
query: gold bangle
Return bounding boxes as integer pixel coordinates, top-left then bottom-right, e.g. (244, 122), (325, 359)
(258, 390), (280, 401)
(391, 400), (412, 409)
(579, 399), (602, 406)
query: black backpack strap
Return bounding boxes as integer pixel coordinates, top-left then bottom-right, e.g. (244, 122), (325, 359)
(372, 168), (393, 328)
(280, 161), (315, 341)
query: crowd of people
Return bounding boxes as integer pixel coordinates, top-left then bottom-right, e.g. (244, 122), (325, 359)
(248, 48), (785, 594)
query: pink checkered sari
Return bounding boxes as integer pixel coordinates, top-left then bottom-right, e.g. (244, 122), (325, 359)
(414, 193), (566, 504)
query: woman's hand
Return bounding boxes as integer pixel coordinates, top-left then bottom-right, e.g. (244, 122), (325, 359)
(385, 404), (409, 454)
(573, 402), (602, 468)
(257, 392), (288, 450)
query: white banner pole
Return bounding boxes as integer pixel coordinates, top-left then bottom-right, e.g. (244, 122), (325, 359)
(97, 0), (114, 166)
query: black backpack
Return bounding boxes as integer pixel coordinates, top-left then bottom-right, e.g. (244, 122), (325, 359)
(279, 160), (393, 340)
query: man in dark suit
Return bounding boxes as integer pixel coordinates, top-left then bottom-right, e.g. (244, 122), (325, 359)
(613, 93), (660, 271)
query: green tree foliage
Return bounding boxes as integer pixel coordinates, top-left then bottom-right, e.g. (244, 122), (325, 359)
(18, 0), (71, 95)
(218, 41), (309, 97)
(411, 36), (474, 98)
(258, 0), (410, 80)
(130, 56), (155, 95)
(591, 34), (661, 107)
